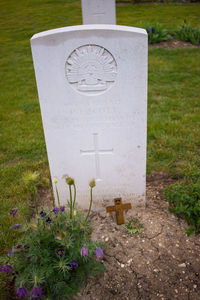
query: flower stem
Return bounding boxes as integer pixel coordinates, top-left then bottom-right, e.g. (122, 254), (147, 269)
(69, 185), (72, 219)
(50, 186), (55, 208)
(72, 183), (76, 211)
(55, 184), (60, 207)
(85, 188), (93, 222)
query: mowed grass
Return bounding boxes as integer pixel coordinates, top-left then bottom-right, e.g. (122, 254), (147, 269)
(148, 48), (200, 175)
(0, 0), (200, 297)
(117, 3), (200, 31)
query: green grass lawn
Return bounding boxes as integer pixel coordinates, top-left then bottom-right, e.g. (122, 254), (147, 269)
(117, 3), (200, 30)
(0, 0), (200, 297)
(148, 48), (200, 175)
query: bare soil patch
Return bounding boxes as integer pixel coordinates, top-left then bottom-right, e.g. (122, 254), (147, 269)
(149, 40), (199, 49)
(73, 173), (200, 300)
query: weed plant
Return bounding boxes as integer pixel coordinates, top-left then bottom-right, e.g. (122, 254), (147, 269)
(145, 24), (171, 44)
(164, 167), (200, 235)
(0, 178), (104, 299)
(174, 22), (200, 45)
(125, 218), (144, 235)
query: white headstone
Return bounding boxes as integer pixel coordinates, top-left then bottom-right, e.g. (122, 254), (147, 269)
(31, 24), (147, 209)
(81, 0), (116, 25)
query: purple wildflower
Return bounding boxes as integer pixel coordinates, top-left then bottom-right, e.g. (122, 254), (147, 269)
(3, 265), (13, 274)
(45, 217), (52, 223)
(8, 249), (13, 255)
(71, 261), (78, 269)
(81, 246), (88, 257)
(196, 42), (199, 46)
(16, 287), (28, 298)
(30, 286), (42, 299)
(0, 266), (4, 272)
(149, 27), (155, 34)
(9, 208), (18, 217)
(150, 27), (155, 34)
(51, 207), (60, 216)
(96, 248), (103, 259)
(12, 224), (21, 229)
(60, 206), (65, 212)
(24, 245), (29, 250)
(56, 248), (64, 256)
(39, 211), (46, 217)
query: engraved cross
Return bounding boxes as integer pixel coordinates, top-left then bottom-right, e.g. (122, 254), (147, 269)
(92, 2), (105, 17)
(80, 133), (113, 181)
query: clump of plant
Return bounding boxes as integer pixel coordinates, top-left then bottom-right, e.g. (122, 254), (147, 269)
(174, 21), (200, 46)
(164, 168), (200, 235)
(0, 177), (104, 299)
(23, 171), (41, 214)
(125, 218), (144, 235)
(144, 24), (171, 44)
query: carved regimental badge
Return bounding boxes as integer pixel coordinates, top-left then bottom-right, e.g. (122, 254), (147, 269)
(65, 45), (117, 95)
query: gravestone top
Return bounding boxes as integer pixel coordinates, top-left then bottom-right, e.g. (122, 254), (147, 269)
(31, 24), (146, 40)
(81, 0), (116, 25)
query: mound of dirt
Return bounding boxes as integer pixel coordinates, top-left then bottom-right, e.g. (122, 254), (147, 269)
(74, 173), (200, 300)
(149, 40), (199, 49)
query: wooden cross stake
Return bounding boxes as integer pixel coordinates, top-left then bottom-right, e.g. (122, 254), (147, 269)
(106, 198), (132, 225)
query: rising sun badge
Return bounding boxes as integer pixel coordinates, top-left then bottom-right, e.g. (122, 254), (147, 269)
(65, 44), (117, 95)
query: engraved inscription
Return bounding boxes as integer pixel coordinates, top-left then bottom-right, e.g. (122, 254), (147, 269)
(50, 103), (142, 130)
(65, 45), (117, 95)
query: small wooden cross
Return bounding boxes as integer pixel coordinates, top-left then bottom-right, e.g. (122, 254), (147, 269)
(106, 198), (132, 225)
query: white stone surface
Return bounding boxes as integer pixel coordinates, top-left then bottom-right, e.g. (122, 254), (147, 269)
(31, 24), (148, 209)
(81, 0), (116, 24)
